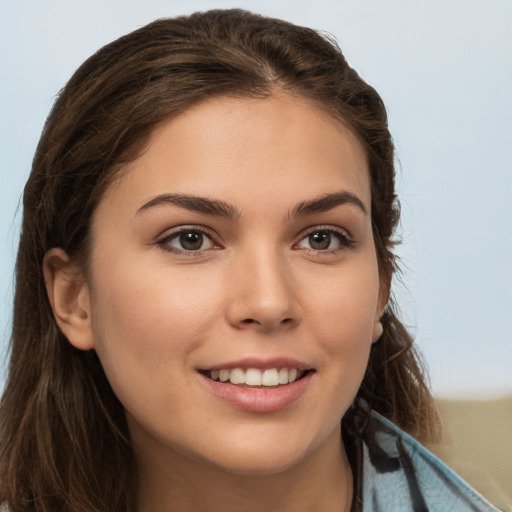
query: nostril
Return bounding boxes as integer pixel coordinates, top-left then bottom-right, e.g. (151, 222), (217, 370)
(240, 317), (294, 327)
(242, 318), (260, 325)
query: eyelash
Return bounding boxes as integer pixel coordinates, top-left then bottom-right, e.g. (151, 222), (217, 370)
(156, 225), (354, 255)
(156, 226), (219, 255)
(293, 226), (355, 254)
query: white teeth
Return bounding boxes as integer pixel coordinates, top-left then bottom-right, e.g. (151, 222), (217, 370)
(278, 368), (289, 384)
(229, 367), (245, 385)
(245, 368), (262, 386)
(209, 367), (306, 387)
(262, 368), (279, 386)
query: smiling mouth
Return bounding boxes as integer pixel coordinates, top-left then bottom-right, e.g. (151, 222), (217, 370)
(200, 367), (311, 387)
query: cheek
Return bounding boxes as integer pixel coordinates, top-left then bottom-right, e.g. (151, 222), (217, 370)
(91, 257), (219, 339)
(87, 262), (220, 403)
(302, 260), (379, 376)
(306, 262), (379, 333)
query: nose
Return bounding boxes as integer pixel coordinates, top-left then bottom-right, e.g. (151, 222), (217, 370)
(225, 247), (302, 333)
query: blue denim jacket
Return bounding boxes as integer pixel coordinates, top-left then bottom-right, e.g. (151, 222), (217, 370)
(354, 405), (500, 511)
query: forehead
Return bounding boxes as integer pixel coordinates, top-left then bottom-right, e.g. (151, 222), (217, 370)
(99, 93), (370, 217)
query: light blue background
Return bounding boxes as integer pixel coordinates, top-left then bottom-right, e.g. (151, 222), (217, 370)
(1, 0), (511, 397)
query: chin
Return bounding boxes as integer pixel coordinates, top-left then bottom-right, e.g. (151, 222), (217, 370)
(206, 446), (310, 476)
(193, 426), (330, 477)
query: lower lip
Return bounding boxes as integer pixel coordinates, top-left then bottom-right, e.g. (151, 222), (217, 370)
(200, 372), (313, 413)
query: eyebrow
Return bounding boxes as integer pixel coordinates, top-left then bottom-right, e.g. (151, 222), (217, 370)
(291, 191), (367, 218)
(135, 190), (367, 220)
(136, 193), (241, 220)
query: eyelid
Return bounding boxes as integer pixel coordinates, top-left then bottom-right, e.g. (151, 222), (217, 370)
(300, 224), (352, 239)
(294, 225), (355, 251)
(156, 225), (222, 254)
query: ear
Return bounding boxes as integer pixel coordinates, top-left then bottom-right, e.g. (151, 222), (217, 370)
(43, 248), (95, 351)
(372, 276), (390, 343)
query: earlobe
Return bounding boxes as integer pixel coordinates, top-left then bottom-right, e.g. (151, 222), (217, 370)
(372, 279), (389, 343)
(372, 319), (384, 343)
(43, 248), (95, 351)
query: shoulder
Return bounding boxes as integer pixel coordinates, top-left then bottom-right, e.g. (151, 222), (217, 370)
(354, 403), (500, 512)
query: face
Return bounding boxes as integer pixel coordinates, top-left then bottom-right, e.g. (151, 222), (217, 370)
(74, 94), (384, 475)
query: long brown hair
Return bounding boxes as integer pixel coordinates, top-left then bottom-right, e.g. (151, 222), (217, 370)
(0, 9), (440, 512)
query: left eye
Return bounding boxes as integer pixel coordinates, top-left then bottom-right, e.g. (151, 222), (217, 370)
(296, 230), (348, 251)
(161, 229), (215, 252)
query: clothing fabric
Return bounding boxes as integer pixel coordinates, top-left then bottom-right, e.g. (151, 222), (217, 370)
(350, 403), (500, 512)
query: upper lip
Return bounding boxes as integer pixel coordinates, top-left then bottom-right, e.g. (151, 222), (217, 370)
(200, 357), (313, 371)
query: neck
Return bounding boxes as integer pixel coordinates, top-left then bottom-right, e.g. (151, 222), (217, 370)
(135, 427), (353, 512)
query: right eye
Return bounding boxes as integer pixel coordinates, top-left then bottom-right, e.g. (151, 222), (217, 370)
(157, 228), (217, 253)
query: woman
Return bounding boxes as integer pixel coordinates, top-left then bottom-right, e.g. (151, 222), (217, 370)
(0, 9), (499, 512)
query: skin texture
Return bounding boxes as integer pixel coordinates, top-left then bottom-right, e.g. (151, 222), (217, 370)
(45, 94), (385, 511)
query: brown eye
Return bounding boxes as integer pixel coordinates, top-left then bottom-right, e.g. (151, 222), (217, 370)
(308, 231), (331, 250)
(179, 231), (204, 251)
(295, 227), (353, 252)
(159, 228), (216, 253)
